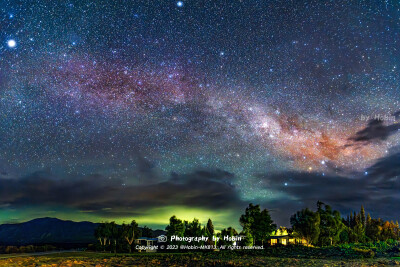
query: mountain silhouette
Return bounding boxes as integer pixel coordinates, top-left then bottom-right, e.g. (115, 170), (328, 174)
(0, 217), (99, 245)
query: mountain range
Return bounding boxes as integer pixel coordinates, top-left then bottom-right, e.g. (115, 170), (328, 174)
(0, 217), (165, 245)
(0, 217), (98, 245)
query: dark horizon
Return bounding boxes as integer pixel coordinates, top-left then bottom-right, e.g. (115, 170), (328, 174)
(0, 197), (397, 232)
(1, 0), (399, 230)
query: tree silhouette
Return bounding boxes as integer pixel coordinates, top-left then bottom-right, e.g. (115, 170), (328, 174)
(109, 222), (119, 255)
(94, 223), (112, 252)
(218, 227), (238, 246)
(360, 206), (366, 228)
(166, 216), (185, 244)
(184, 218), (203, 238)
(122, 220), (140, 253)
(206, 219), (214, 237)
(317, 202), (345, 246)
(141, 226), (153, 238)
(240, 203), (276, 245)
(290, 208), (320, 245)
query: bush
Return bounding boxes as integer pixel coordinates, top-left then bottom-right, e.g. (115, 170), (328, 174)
(5, 246), (19, 254)
(352, 248), (375, 258)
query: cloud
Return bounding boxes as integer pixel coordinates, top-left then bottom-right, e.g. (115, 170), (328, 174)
(365, 152), (400, 185)
(257, 150), (400, 225)
(349, 113), (400, 143)
(0, 168), (244, 217)
(1, 151), (399, 227)
(257, 172), (368, 210)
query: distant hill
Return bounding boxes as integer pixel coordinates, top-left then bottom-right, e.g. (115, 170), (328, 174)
(0, 217), (99, 245)
(153, 229), (166, 237)
(0, 217), (166, 246)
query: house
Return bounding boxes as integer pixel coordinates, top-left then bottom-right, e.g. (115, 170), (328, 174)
(266, 228), (307, 246)
(135, 237), (158, 252)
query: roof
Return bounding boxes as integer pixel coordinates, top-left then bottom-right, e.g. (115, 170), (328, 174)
(268, 235), (290, 239)
(137, 237), (158, 241)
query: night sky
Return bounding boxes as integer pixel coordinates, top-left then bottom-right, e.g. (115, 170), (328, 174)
(0, 0), (399, 229)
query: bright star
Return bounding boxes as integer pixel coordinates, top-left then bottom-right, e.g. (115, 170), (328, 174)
(284, 182), (288, 186)
(7, 39), (16, 48)
(177, 1), (183, 7)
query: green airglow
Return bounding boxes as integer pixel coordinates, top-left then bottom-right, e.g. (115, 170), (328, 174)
(0, 205), (241, 231)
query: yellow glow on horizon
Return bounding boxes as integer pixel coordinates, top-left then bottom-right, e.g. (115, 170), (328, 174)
(0, 206), (241, 231)
(115, 206), (240, 230)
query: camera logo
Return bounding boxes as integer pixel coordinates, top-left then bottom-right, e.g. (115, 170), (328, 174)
(158, 235), (167, 242)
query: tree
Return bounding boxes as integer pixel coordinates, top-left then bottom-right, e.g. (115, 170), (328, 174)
(205, 219), (214, 237)
(350, 213), (354, 228)
(109, 222), (120, 255)
(184, 218), (203, 238)
(339, 227), (350, 243)
(317, 202), (345, 246)
(94, 223), (112, 251)
(381, 220), (397, 240)
(352, 218), (366, 243)
(141, 226), (153, 238)
(122, 220), (140, 253)
(360, 206), (366, 228)
(257, 209), (277, 245)
(240, 224), (254, 246)
(205, 219), (215, 245)
(239, 203), (276, 245)
(317, 200), (324, 212)
(223, 227), (238, 237)
(166, 216), (185, 244)
(366, 213), (372, 227)
(218, 227), (238, 246)
(290, 208), (320, 245)
(353, 211), (358, 226)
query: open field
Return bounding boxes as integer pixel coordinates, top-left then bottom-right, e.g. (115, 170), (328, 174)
(0, 252), (399, 267)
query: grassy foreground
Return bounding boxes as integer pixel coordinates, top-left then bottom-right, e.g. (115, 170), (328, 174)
(0, 251), (400, 267)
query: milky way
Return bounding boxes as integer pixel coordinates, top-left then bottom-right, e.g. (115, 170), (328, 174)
(0, 0), (399, 227)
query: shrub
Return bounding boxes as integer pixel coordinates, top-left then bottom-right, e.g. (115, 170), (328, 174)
(5, 246), (19, 254)
(352, 248), (375, 258)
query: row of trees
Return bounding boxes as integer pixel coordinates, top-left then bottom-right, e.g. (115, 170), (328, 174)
(290, 201), (344, 245)
(165, 216), (240, 246)
(290, 201), (400, 246)
(344, 206), (399, 243)
(94, 220), (153, 253)
(165, 204), (276, 247)
(93, 204), (276, 252)
(94, 202), (400, 252)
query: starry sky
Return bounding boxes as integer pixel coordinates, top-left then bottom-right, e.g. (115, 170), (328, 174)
(0, 0), (399, 229)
